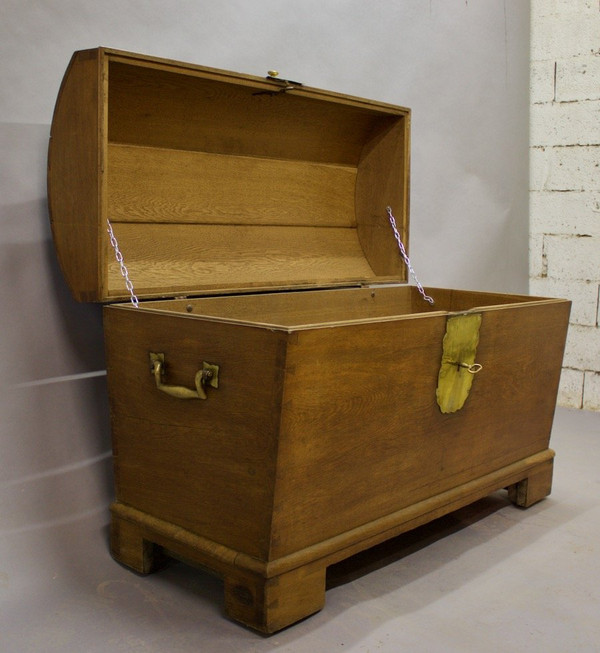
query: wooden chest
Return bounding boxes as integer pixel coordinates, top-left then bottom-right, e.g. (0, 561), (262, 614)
(48, 48), (570, 633)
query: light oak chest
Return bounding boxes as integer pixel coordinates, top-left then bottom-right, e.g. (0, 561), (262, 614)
(48, 48), (570, 633)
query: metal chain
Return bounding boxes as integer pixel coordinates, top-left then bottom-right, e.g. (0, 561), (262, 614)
(386, 206), (434, 305)
(106, 219), (139, 308)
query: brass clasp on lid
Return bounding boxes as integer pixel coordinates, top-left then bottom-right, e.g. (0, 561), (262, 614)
(253, 70), (304, 96)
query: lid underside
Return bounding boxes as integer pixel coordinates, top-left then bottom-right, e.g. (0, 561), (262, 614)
(48, 48), (411, 302)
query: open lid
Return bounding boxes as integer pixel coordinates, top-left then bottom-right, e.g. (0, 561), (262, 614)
(48, 48), (410, 302)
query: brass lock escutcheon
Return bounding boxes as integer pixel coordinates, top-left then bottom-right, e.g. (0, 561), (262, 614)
(149, 352), (219, 400)
(436, 313), (483, 414)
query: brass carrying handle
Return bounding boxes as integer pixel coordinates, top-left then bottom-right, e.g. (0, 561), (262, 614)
(149, 352), (219, 400)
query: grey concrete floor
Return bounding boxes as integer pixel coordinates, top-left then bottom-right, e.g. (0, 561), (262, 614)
(2, 406), (599, 652)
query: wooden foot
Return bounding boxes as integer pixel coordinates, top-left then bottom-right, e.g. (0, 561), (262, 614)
(507, 459), (553, 508)
(224, 564), (326, 634)
(110, 511), (166, 574)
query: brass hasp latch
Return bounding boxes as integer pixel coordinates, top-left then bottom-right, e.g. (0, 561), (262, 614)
(253, 70), (304, 96)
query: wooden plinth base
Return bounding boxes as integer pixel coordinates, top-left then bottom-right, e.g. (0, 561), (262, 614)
(110, 450), (553, 634)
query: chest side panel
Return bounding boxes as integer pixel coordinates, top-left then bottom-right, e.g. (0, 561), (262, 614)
(103, 306), (288, 559)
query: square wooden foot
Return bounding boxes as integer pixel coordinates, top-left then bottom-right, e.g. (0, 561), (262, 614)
(224, 564), (326, 634)
(110, 511), (166, 574)
(507, 459), (554, 508)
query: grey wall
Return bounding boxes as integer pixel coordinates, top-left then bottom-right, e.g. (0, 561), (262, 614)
(0, 1), (529, 648)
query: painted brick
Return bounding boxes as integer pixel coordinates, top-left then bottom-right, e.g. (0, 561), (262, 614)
(529, 190), (600, 237)
(562, 324), (600, 369)
(531, 14), (600, 60)
(557, 368), (584, 409)
(530, 145), (600, 192)
(532, 0), (600, 18)
(529, 277), (598, 326)
(530, 101), (600, 147)
(545, 235), (600, 281)
(530, 59), (555, 105)
(556, 56), (600, 102)
(583, 371), (600, 410)
(529, 233), (546, 279)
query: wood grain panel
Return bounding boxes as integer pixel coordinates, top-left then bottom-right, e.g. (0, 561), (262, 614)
(107, 61), (401, 165)
(48, 49), (104, 302)
(107, 144), (356, 226)
(140, 286), (542, 328)
(106, 223), (376, 298)
(356, 116), (409, 278)
(158, 286), (418, 327)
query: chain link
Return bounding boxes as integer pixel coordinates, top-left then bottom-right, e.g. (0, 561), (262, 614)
(386, 207), (434, 305)
(106, 219), (139, 308)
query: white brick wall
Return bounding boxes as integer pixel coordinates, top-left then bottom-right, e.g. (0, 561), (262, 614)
(530, 1), (600, 411)
(556, 56), (600, 101)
